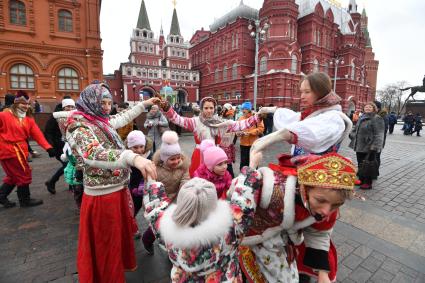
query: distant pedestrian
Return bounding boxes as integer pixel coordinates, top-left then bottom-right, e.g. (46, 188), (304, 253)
(173, 103), (183, 136)
(388, 111), (397, 134)
(349, 102), (385, 190)
(144, 104), (169, 152)
(403, 111), (414, 135)
(34, 100), (41, 113)
(413, 113), (422, 137)
(263, 103), (274, 135)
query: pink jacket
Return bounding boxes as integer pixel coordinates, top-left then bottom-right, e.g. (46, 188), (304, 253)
(193, 164), (232, 199)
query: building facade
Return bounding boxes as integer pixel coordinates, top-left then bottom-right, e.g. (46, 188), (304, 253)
(0, 0), (103, 111)
(190, 0), (379, 112)
(105, 0), (200, 105)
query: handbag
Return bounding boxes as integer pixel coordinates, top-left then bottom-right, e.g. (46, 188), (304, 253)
(357, 152), (379, 179)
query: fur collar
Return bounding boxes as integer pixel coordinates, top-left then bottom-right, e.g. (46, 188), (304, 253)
(257, 167), (275, 209)
(152, 151), (189, 170)
(159, 200), (233, 249)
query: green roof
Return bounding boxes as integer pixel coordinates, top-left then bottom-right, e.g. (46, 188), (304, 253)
(169, 8), (181, 36)
(137, 0), (151, 30)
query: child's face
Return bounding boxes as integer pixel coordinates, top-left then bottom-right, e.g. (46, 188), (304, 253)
(306, 186), (345, 220)
(213, 161), (227, 176)
(166, 154), (182, 169)
(130, 145), (145, 155)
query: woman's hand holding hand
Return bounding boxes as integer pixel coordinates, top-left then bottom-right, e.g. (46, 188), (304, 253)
(142, 97), (161, 107)
(209, 120), (235, 128)
(134, 156), (157, 180)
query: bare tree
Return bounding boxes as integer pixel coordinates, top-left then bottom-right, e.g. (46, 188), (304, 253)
(377, 81), (408, 115)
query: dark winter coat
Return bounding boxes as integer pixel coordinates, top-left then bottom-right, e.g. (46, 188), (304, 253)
(388, 113), (397, 125)
(414, 115), (423, 131)
(44, 114), (64, 158)
(349, 113), (385, 153)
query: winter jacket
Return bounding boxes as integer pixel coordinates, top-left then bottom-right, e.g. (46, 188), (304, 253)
(238, 113), (264, 146)
(388, 113), (397, 125)
(143, 167), (261, 282)
(144, 112), (169, 151)
(44, 115), (64, 158)
(193, 164), (232, 198)
(349, 113), (385, 153)
(152, 151), (190, 201)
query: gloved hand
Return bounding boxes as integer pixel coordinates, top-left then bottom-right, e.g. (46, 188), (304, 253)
(47, 148), (56, 158)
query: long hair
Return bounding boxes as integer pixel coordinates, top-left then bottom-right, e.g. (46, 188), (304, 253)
(301, 72), (333, 99)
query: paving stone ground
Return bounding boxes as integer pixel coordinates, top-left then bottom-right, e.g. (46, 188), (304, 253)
(0, 124), (424, 282)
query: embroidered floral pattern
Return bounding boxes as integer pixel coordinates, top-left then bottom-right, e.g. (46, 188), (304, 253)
(143, 170), (262, 283)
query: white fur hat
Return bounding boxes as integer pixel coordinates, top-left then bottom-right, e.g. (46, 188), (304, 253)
(160, 131), (181, 162)
(62, 98), (75, 108)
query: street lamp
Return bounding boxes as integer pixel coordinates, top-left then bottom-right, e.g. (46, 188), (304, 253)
(132, 82), (137, 104)
(249, 19), (270, 110)
(330, 57), (344, 92)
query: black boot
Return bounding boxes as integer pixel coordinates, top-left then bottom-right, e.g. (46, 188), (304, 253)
(0, 183), (16, 208)
(17, 185), (43, 207)
(45, 181), (56, 194)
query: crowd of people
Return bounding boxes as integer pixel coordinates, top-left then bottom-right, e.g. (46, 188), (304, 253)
(0, 72), (394, 283)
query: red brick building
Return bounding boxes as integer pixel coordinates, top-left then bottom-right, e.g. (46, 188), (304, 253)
(0, 0), (103, 111)
(190, 0), (379, 112)
(105, 0), (200, 106)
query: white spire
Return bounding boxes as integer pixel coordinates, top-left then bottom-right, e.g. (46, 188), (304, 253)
(348, 0), (357, 13)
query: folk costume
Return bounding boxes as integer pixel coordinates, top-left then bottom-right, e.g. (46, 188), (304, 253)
(254, 91), (352, 157)
(0, 91), (54, 208)
(162, 97), (261, 176)
(62, 84), (150, 283)
(236, 153), (356, 283)
(143, 170), (262, 283)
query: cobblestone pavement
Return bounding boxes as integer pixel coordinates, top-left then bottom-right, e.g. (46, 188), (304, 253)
(0, 124), (424, 282)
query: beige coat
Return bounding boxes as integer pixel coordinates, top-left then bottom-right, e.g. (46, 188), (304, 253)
(152, 151), (190, 200)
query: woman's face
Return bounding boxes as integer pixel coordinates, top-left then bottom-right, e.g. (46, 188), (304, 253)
(306, 186), (345, 220)
(300, 80), (318, 109)
(150, 106), (159, 115)
(363, 104), (374, 113)
(166, 154), (182, 169)
(101, 98), (112, 115)
(202, 101), (215, 119)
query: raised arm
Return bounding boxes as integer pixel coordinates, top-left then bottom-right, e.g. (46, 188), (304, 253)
(163, 106), (196, 132)
(109, 98), (159, 129)
(226, 114), (261, 132)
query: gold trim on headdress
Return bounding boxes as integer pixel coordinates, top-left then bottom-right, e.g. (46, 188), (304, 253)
(297, 154), (356, 190)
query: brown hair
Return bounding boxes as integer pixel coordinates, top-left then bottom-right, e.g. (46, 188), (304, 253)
(301, 72), (333, 99)
(363, 102), (378, 113)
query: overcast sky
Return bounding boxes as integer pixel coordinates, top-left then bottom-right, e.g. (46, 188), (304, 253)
(100, 0), (425, 94)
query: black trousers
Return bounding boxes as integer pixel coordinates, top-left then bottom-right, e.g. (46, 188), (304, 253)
(388, 124), (395, 134)
(240, 145), (251, 170)
(48, 157), (67, 184)
(356, 152), (372, 185)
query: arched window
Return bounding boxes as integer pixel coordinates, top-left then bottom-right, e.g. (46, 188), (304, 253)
(223, 65), (227, 81)
(10, 63), (34, 89)
(291, 55), (297, 74)
(260, 56), (267, 75)
(9, 0), (26, 25)
(313, 59), (319, 73)
(58, 67), (79, 90)
(232, 63), (237, 80)
(58, 9), (73, 32)
(215, 68), (219, 83)
(351, 62), (355, 80)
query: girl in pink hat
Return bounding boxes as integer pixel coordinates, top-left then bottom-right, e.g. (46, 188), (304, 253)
(193, 139), (232, 199)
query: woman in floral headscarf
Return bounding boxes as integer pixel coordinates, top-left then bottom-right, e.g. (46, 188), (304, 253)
(63, 83), (158, 283)
(159, 96), (262, 176)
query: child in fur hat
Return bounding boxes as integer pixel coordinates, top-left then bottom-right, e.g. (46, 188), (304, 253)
(143, 151), (263, 282)
(144, 130), (190, 254)
(194, 139), (232, 199)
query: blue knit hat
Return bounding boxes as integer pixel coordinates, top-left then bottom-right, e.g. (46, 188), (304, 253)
(241, 101), (252, 111)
